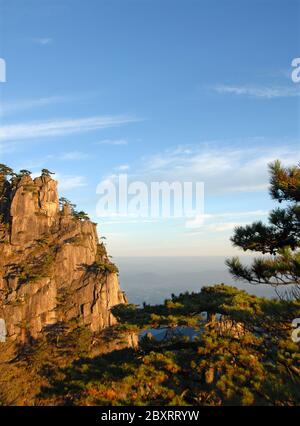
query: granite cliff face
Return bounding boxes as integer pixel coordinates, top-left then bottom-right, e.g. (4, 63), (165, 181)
(0, 170), (127, 342)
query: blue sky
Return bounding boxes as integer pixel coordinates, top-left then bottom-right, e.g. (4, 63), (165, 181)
(0, 0), (299, 256)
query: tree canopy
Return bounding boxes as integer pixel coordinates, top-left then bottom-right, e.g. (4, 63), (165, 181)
(226, 161), (300, 290)
(41, 168), (55, 177)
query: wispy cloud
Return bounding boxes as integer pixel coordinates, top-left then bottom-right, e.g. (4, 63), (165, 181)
(206, 222), (248, 233)
(0, 95), (81, 116)
(212, 85), (300, 98)
(59, 151), (90, 161)
(226, 183), (269, 192)
(101, 218), (157, 225)
(0, 92), (108, 117)
(57, 175), (87, 191)
(96, 139), (128, 146)
(32, 37), (53, 45)
(126, 139), (298, 196)
(0, 115), (139, 142)
(115, 164), (130, 171)
(184, 222), (250, 235)
(185, 210), (268, 229)
(16, 151), (90, 171)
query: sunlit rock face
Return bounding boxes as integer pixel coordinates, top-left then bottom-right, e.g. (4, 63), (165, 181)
(9, 175), (60, 246)
(0, 173), (127, 342)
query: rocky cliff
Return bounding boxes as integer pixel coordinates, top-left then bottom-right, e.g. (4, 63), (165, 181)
(0, 168), (127, 342)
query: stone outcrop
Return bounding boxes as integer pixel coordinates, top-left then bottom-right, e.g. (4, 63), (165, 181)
(0, 172), (127, 342)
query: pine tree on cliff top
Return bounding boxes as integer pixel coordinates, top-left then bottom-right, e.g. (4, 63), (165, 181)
(226, 160), (300, 295)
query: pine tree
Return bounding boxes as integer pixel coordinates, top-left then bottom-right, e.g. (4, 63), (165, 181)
(19, 169), (32, 177)
(41, 168), (55, 177)
(226, 160), (300, 293)
(0, 164), (14, 179)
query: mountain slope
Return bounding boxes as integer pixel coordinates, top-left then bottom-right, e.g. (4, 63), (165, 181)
(0, 170), (127, 342)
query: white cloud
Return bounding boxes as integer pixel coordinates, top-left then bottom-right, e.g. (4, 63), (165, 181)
(185, 210), (268, 229)
(212, 85), (300, 98)
(207, 222), (247, 232)
(32, 38), (53, 45)
(14, 152), (89, 171)
(59, 151), (89, 161)
(57, 175), (87, 190)
(115, 164), (130, 171)
(96, 139), (128, 146)
(226, 183), (269, 192)
(0, 95), (87, 116)
(1, 96), (64, 115)
(134, 140), (298, 196)
(101, 219), (157, 225)
(0, 115), (139, 142)
(185, 222), (249, 234)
